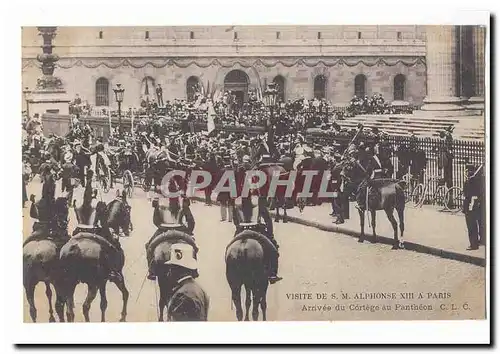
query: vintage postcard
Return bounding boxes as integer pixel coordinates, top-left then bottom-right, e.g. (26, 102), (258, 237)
(21, 23), (487, 327)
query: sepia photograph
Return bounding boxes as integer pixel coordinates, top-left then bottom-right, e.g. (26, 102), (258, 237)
(16, 9), (489, 343)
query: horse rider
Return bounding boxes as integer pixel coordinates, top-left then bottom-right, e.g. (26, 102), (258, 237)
(71, 170), (123, 280)
(73, 139), (91, 187)
(145, 192), (196, 281)
(231, 195), (283, 284)
(366, 143), (394, 181)
(164, 243), (209, 321)
(24, 167), (69, 247)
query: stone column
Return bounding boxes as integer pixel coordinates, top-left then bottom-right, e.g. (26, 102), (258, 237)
(421, 25), (464, 112)
(468, 26), (486, 109)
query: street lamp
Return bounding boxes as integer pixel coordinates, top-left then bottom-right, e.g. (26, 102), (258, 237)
(23, 87), (30, 119)
(113, 83), (125, 135)
(263, 82), (279, 154)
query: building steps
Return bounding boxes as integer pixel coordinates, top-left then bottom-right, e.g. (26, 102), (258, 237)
(335, 113), (485, 141)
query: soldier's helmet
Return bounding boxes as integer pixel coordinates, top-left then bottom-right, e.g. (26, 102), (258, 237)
(164, 243), (198, 270)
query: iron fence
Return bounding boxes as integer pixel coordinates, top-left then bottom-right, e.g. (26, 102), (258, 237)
(306, 132), (485, 210)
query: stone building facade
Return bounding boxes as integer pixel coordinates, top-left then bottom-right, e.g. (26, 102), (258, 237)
(21, 26), (483, 113)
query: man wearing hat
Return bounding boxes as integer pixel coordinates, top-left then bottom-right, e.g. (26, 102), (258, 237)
(73, 139), (91, 187)
(164, 243), (209, 321)
(463, 164), (485, 250)
(61, 150), (79, 201)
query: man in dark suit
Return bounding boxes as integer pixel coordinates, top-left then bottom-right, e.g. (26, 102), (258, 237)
(463, 164), (485, 250)
(156, 84), (164, 107)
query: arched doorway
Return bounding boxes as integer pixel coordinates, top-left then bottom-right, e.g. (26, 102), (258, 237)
(273, 75), (286, 103)
(393, 74), (406, 101)
(224, 70), (249, 106)
(354, 74), (367, 98)
(314, 75), (327, 99)
(186, 76), (201, 102)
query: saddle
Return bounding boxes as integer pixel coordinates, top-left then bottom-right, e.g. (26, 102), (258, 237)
(72, 231), (122, 255)
(23, 225), (69, 248)
(148, 228), (199, 257)
(226, 228), (278, 257)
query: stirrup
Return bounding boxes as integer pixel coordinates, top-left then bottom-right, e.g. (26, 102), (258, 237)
(269, 276), (283, 284)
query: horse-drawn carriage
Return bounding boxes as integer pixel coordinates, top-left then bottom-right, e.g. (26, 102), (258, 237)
(106, 145), (143, 198)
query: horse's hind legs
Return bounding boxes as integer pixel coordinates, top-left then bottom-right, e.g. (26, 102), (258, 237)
(251, 288), (260, 321)
(230, 283), (243, 321)
(358, 208), (366, 243)
(44, 281), (55, 322)
(369, 209), (377, 244)
(244, 286), (251, 321)
(384, 208), (400, 249)
(99, 282), (108, 322)
(24, 282), (37, 323)
(112, 274), (129, 322)
(82, 284), (98, 322)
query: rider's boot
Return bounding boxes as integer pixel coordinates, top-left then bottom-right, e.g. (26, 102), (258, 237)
(268, 254), (283, 284)
(145, 243), (156, 281)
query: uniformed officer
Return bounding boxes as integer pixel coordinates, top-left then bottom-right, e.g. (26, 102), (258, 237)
(164, 243), (209, 321)
(463, 164), (485, 250)
(72, 174), (124, 280)
(232, 196), (282, 284)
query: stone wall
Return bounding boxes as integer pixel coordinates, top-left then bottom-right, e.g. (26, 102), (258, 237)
(23, 58), (426, 108)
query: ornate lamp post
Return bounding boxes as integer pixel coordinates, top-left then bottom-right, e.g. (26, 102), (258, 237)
(113, 83), (125, 135)
(23, 87), (30, 119)
(263, 83), (279, 153)
(36, 27), (63, 90)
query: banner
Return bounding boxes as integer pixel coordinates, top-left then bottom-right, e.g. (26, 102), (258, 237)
(207, 100), (216, 135)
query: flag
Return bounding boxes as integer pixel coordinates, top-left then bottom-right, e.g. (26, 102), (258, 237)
(225, 26), (235, 32)
(207, 100), (216, 135)
(145, 79), (150, 96)
(206, 81), (210, 98)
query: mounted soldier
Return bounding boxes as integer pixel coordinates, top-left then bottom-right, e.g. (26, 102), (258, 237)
(145, 191), (197, 281)
(24, 167), (69, 247)
(70, 170), (125, 280)
(230, 195), (282, 284)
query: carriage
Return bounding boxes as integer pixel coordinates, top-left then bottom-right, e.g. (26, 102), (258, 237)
(105, 146), (143, 198)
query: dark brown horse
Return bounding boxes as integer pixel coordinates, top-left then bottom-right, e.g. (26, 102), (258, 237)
(340, 159), (405, 249)
(258, 163), (291, 223)
(23, 196), (70, 322)
(225, 229), (270, 321)
(58, 189), (132, 322)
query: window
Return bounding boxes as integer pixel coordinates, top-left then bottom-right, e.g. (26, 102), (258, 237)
(358, 32), (362, 39)
(186, 76), (201, 101)
(317, 31), (322, 39)
(354, 74), (367, 98)
(397, 31), (402, 40)
(393, 74), (406, 101)
(95, 77), (109, 106)
(313, 75), (327, 100)
(190, 31), (194, 39)
(141, 77), (155, 101)
(145, 31), (150, 39)
(98, 31), (103, 39)
(276, 31), (281, 39)
(234, 31), (238, 40)
(273, 75), (286, 102)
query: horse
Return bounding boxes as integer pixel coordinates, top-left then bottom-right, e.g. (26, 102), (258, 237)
(23, 196), (70, 322)
(58, 189), (132, 322)
(257, 163), (291, 223)
(340, 158), (405, 249)
(225, 229), (270, 321)
(294, 155), (329, 211)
